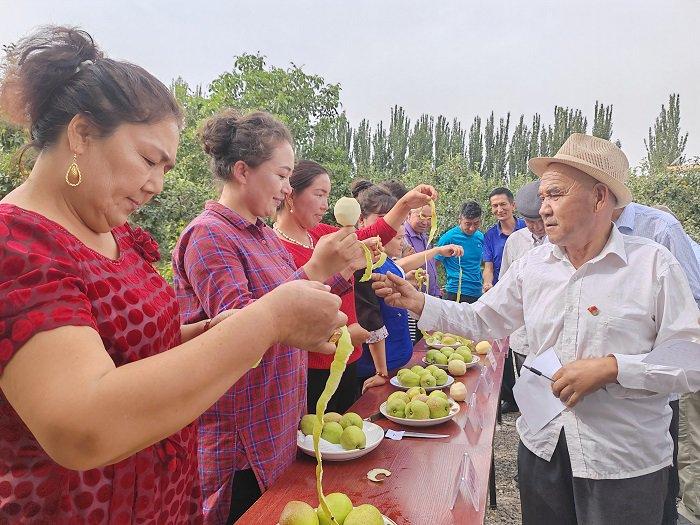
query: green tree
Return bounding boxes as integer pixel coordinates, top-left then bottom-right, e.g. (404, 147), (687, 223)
(482, 112), (495, 178)
(434, 115), (450, 168)
(372, 121), (390, 172)
(352, 119), (372, 175)
(388, 105), (410, 175)
(408, 114), (434, 170)
(449, 117), (466, 160)
(508, 114), (530, 179)
(645, 93), (688, 174)
(592, 101), (614, 140)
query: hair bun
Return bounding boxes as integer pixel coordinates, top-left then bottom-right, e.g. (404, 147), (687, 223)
(350, 179), (374, 198)
(199, 108), (243, 157)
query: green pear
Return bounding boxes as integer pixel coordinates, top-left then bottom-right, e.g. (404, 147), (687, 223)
(425, 337), (438, 347)
(429, 390), (448, 401)
(426, 349), (441, 363)
(426, 364), (441, 375)
(344, 504), (383, 525)
(339, 412), (363, 429)
(388, 391), (410, 404)
(317, 493), (353, 525)
(414, 394), (429, 404)
(405, 399), (430, 419)
(280, 501), (320, 525)
(433, 331), (444, 338)
(396, 368), (412, 379)
(449, 353), (466, 363)
(434, 353), (449, 365)
(441, 336), (457, 345)
(339, 426), (366, 450)
(440, 347), (454, 358)
(323, 412), (343, 424)
(405, 386), (427, 399)
(420, 373), (436, 388)
(386, 397), (406, 418)
(300, 414), (316, 436)
(433, 369), (449, 385)
(321, 422), (344, 444)
(410, 365), (425, 375)
(399, 371), (421, 387)
(426, 396), (451, 418)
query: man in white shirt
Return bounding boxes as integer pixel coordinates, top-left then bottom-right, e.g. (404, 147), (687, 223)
(500, 180), (547, 377)
(612, 201), (700, 524)
(372, 134), (700, 525)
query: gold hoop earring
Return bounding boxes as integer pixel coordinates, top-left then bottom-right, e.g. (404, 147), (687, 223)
(65, 154), (82, 187)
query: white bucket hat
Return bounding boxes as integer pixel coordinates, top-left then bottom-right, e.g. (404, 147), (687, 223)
(528, 133), (632, 208)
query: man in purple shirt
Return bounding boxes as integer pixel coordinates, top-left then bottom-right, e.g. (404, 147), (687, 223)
(404, 205), (441, 298)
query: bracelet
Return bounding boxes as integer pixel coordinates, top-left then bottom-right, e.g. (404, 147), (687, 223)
(203, 319), (212, 332)
(375, 371), (389, 379)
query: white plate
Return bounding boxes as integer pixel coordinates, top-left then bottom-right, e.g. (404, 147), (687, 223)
(297, 421), (383, 461)
(422, 354), (481, 370)
(426, 340), (462, 349)
(379, 399), (461, 427)
(390, 374), (454, 391)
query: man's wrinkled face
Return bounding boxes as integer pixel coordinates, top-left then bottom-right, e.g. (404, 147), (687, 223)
(408, 205), (432, 234)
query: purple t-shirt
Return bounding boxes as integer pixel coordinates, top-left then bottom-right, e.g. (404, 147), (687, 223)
(404, 221), (441, 297)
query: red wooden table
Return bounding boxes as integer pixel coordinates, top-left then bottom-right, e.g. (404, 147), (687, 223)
(238, 339), (507, 525)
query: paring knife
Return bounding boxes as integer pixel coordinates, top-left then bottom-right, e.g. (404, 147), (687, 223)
(364, 411), (384, 422)
(399, 431), (449, 439)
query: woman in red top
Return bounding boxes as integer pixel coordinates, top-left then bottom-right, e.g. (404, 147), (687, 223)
(0, 27), (346, 524)
(274, 160), (437, 413)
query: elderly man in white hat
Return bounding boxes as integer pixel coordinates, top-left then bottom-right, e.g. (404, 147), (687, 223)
(372, 133), (700, 524)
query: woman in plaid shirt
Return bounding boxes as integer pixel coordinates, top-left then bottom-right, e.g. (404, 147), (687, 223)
(172, 109), (369, 523)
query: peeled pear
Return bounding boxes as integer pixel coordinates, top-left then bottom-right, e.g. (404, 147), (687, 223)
(475, 341), (492, 355)
(450, 382), (468, 402)
(279, 501), (320, 525)
(334, 197), (362, 227)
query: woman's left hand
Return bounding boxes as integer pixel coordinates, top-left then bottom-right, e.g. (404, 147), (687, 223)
(362, 373), (387, 394)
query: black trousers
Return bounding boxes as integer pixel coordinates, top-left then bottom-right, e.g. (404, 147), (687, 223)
(499, 348), (517, 406)
(662, 399), (680, 524)
(226, 469), (262, 524)
(442, 291), (480, 304)
(306, 361), (358, 414)
(518, 430), (668, 525)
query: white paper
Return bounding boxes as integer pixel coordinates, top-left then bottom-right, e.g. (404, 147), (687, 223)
(643, 339), (700, 371)
(513, 348), (566, 432)
(487, 350), (497, 370)
(465, 454), (479, 510)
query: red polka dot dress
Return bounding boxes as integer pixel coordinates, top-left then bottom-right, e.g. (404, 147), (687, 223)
(0, 205), (202, 524)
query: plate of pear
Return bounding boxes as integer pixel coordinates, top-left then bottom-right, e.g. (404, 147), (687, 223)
(277, 494), (396, 525)
(390, 364), (454, 391)
(422, 345), (479, 369)
(379, 389), (460, 427)
(424, 331), (468, 349)
(297, 412), (384, 461)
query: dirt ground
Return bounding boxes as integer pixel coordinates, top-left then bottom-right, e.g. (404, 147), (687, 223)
(484, 412), (522, 525)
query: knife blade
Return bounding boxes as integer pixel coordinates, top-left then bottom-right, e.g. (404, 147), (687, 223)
(401, 431), (449, 439)
(363, 411), (385, 422)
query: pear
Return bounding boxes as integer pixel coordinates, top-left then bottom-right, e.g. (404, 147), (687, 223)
(456, 347), (473, 362)
(410, 365), (425, 375)
(339, 412), (363, 429)
(396, 368), (412, 379)
(448, 359), (467, 376)
(388, 391), (410, 405)
(279, 501), (320, 525)
(426, 364), (441, 375)
(386, 397), (406, 418)
(405, 386), (427, 399)
(317, 493), (354, 525)
(434, 353), (449, 365)
(323, 412), (343, 424)
(400, 371), (421, 387)
(405, 399), (430, 419)
(344, 504), (383, 525)
(425, 350), (441, 364)
(339, 426), (366, 450)
(334, 197), (362, 227)
(440, 348), (454, 358)
(475, 341), (492, 355)
(429, 390), (448, 401)
(420, 373), (437, 388)
(450, 382), (468, 402)
(414, 394), (430, 404)
(300, 414), (316, 436)
(321, 422), (344, 444)
(432, 331), (444, 338)
(426, 396), (451, 418)
(441, 336), (457, 345)
(433, 369), (449, 385)
(448, 353), (466, 363)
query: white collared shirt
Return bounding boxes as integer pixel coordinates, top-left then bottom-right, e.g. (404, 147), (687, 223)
(418, 227), (700, 479)
(500, 228), (547, 356)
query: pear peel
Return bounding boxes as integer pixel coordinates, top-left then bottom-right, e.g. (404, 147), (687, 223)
(367, 468), (392, 482)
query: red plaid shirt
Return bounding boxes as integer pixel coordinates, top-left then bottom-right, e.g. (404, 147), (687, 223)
(172, 201), (348, 524)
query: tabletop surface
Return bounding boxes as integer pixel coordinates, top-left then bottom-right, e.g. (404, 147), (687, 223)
(238, 339), (508, 525)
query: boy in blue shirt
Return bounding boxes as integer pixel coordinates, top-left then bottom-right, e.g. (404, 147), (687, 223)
(435, 201), (484, 303)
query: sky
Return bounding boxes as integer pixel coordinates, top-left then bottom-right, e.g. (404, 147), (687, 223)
(2, 0), (698, 167)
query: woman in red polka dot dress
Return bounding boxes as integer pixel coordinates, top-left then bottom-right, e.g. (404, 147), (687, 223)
(0, 27), (347, 524)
